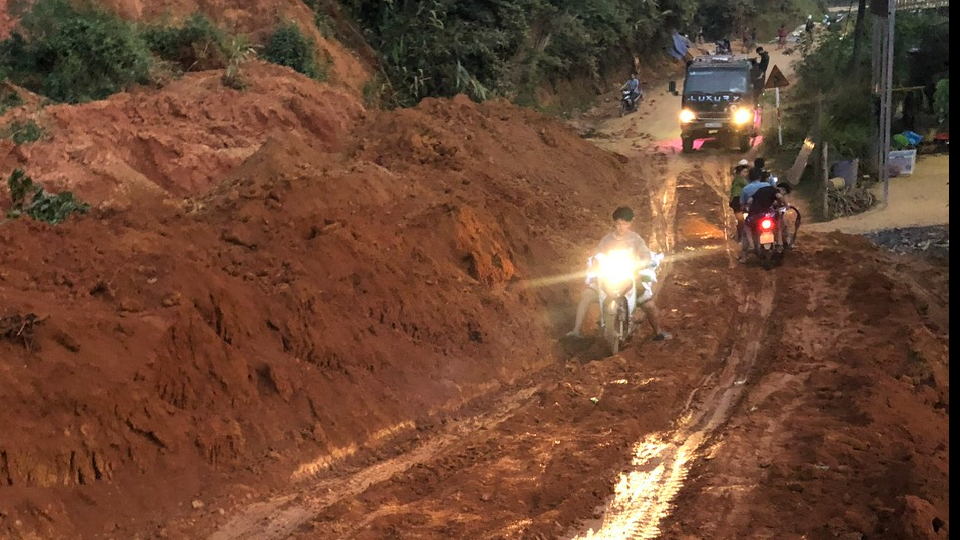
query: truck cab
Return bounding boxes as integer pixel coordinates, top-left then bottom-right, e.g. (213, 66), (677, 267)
(671, 56), (762, 153)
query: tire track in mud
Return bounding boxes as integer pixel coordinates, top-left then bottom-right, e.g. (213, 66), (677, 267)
(566, 156), (779, 540)
(207, 387), (540, 540)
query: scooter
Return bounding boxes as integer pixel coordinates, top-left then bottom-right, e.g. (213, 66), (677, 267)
(619, 90), (641, 117)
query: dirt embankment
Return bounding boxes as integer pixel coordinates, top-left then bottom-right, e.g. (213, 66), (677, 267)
(0, 59), (659, 538)
(0, 0), (371, 94)
(1, 62), (364, 206)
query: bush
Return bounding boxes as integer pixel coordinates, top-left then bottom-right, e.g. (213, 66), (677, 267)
(933, 78), (948, 126)
(2, 119), (45, 144)
(0, 0), (152, 103)
(0, 89), (24, 114)
(5, 169), (89, 224)
(261, 23), (326, 80)
(141, 14), (227, 71)
(221, 35), (257, 90)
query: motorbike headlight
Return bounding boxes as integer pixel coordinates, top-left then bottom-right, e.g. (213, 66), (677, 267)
(732, 107), (753, 125)
(679, 109), (696, 123)
(596, 249), (637, 288)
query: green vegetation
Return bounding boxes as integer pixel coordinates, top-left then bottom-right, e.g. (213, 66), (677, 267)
(339, 0), (700, 107)
(0, 0), (328, 103)
(5, 169), (89, 224)
(222, 35), (257, 90)
(0, 89), (24, 114)
(0, 0), (152, 103)
(2, 119), (45, 144)
(933, 78), (948, 127)
(775, 11), (949, 163)
(141, 14), (228, 72)
(261, 23), (327, 81)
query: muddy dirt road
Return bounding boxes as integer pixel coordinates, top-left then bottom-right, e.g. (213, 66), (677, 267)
(182, 79), (947, 539)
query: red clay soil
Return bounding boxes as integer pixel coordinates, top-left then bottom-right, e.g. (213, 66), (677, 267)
(0, 64), (670, 539)
(0, 11), (950, 540)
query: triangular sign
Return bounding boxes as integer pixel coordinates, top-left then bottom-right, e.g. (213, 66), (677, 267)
(764, 65), (790, 89)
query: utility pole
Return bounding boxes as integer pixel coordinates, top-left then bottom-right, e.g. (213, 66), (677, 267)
(871, 0), (896, 208)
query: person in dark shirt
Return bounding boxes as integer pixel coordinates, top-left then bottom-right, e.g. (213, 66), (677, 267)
(742, 183), (791, 258)
(755, 47), (770, 74)
(752, 47), (770, 94)
(747, 185), (781, 216)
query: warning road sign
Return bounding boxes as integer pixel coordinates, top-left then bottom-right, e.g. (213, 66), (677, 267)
(764, 65), (790, 89)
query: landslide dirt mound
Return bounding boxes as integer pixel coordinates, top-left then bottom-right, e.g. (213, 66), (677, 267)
(0, 62), (364, 207)
(0, 90), (660, 539)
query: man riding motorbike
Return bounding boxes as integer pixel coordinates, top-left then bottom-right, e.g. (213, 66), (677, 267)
(567, 206), (672, 342)
(620, 73), (642, 110)
(741, 180), (791, 261)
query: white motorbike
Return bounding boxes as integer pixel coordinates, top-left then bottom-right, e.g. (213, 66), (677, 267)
(590, 250), (663, 354)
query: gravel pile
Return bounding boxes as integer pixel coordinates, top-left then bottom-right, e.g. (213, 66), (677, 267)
(865, 225), (949, 259)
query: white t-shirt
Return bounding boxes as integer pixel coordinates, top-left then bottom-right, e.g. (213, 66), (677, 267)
(596, 231), (651, 263)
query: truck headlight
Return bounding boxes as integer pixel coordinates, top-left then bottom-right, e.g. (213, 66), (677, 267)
(679, 109), (696, 123)
(732, 107), (753, 125)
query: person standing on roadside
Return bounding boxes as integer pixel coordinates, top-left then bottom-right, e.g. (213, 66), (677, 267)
(729, 159), (751, 241)
(749, 157), (768, 183)
(777, 24), (788, 49)
(755, 47), (770, 77)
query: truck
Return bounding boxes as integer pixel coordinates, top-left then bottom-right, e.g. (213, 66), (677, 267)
(669, 55), (763, 154)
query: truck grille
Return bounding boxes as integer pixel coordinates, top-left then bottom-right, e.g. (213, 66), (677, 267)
(695, 103), (732, 119)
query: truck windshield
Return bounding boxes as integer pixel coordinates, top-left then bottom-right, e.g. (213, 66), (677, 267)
(685, 69), (750, 93)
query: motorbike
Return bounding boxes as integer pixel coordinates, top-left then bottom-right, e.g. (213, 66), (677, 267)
(745, 205), (801, 269)
(619, 89), (641, 117)
(592, 249), (663, 354)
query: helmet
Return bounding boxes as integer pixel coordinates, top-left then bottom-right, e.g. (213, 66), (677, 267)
(737, 159), (750, 167)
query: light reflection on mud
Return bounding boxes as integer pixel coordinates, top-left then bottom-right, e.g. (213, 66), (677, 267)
(573, 432), (703, 540)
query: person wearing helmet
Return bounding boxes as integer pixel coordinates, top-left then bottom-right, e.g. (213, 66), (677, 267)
(567, 206), (672, 341)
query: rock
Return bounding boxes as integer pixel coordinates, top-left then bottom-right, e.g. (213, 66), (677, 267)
(161, 292), (182, 307)
(191, 500), (204, 509)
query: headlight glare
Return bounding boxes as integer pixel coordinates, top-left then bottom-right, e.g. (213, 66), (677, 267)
(732, 107), (753, 125)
